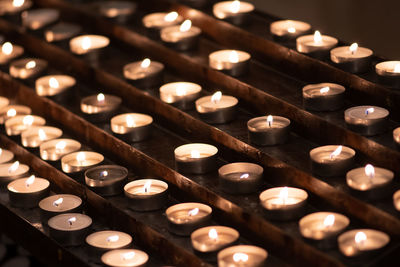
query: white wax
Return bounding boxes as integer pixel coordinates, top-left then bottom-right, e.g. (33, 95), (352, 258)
(111, 113), (153, 134)
(48, 213), (92, 231)
(101, 249), (148, 267)
(21, 8), (59, 30)
(174, 143), (218, 161)
(142, 12), (183, 29)
(40, 138), (81, 161)
(44, 22), (81, 43)
(0, 149), (13, 164)
(161, 25), (201, 43)
(69, 35), (110, 55)
(0, 162), (29, 178)
(309, 145), (355, 164)
(260, 187), (307, 210)
(302, 83), (345, 98)
(299, 212), (349, 240)
(346, 166), (393, 191)
(39, 194), (82, 212)
(159, 82), (202, 104)
(331, 46), (373, 63)
(123, 60), (164, 80)
(35, 75), (76, 96)
(213, 1), (254, 19)
(375, 61), (400, 77)
(195, 95), (238, 113)
(166, 202), (212, 224)
(296, 34), (338, 53)
(270, 20), (311, 38)
(7, 177), (49, 193)
(191, 226), (239, 252)
(86, 230), (132, 249)
(345, 106), (389, 125)
(124, 179), (168, 196)
(209, 49), (250, 70)
(62, 151), (104, 168)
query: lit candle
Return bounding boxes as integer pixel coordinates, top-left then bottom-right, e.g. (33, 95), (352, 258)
(296, 30), (338, 59)
(69, 35), (110, 62)
(9, 58), (47, 79)
(61, 151), (104, 175)
(174, 143), (218, 174)
(35, 75), (76, 100)
(195, 91), (238, 124)
(0, 148), (14, 164)
(160, 19), (202, 51)
(0, 105), (31, 124)
(124, 179), (168, 211)
(0, 42), (24, 64)
(101, 249), (149, 267)
(330, 43), (373, 73)
(4, 115), (46, 136)
(123, 58), (164, 88)
(191, 226), (239, 255)
(39, 138), (81, 161)
(7, 175), (50, 208)
(98, 1), (136, 23)
(86, 230), (132, 257)
(21, 8), (59, 30)
(302, 83), (346, 111)
(394, 127), (400, 148)
(85, 165), (128, 196)
(110, 113), (153, 142)
(80, 93), (122, 122)
(159, 82), (202, 110)
(48, 213), (92, 246)
(393, 189), (400, 211)
(209, 49), (251, 76)
(39, 194), (82, 223)
(166, 202), (212, 236)
(247, 115), (291, 146)
(310, 145), (356, 177)
(218, 162), (263, 194)
(44, 22), (81, 43)
(213, 1), (255, 25)
(0, 161), (29, 185)
(270, 20), (312, 43)
(344, 105), (389, 136)
(375, 61), (400, 88)
(142, 11), (183, 31)
(218, 245), (268, 267)
(0, 0), (32, 15)
(20, 126), (63, 148)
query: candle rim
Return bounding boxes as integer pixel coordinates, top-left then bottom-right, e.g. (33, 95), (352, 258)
(142, 12), (184, 29)
(35, 74), (76, 96)
(299, 211), (350, 238)
(0, 148), (14, 164)
(218, 162), (263, 177)
(213, 1), (255, 19)
(86, 230), (132, 249)
(48, 212), (92, 231)
(191, 225), (239, 252)
(346, 166), (394, 191)
(0, 162), (29, 178)
(61, 150), (104, 168)
(270, 19), (311, 36)
(330, 45), (373, 62)
(166, 202), (212, 221)
(247, 115), (290, 131)
(302, 83), (345, 97)
(310, 145), (355, 160)
(376, 60), (400, 76)
(5, 114), (46, 129)
(174, 143), (218, 159)
(111, 112), (153, 129)
(7, 176), (50, 193)
(338, 228), (390, 255)
(21, 125), (63, 139)
(344, 105), (389, 121)
(101, 249), (149, 266)
(39, 193), (82, 212)
(209, 49), (251, 62)
(85, 164), (128, 184)
(124, 178), (168, 196)
(217, 245), (268, 263)
(260, 187), (308, 206)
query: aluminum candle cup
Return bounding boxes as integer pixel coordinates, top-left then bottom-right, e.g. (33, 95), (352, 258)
(338, 229), (390, 259)
(110, 113), (153, 142)
(98, 1), (136, 23)
(0, 149), (13, 164)
(195, 92), (238, 124)
(218, 245), (268, 267)
(0, 42), (24, 65)
(142, 12), (183, 33)
(346, 165), (394, 200)
(101, 249), (149, 267)
(85, 165), (128, 196)
(344, 106), (389, 136)
(270, 20), (312, 43)
(394, 127), (400, 148)
(86, 230), (132, 258)
(260, 187), (308, 221)
(44, 22), (81, 43)
(159, 82), (202, 110)
(80, 93), (122, 122)
(375, 61), (400, 88)
(5, 115), (46, 136)
(213, 1), (254, 25)
(21, 8), (59, 30)
(9, 58), (47, 79)
(218, 162), (263, 194)
(0, 105), (31, 124)
(69, 35), (110, 63)
(39, 194), (82, 223)
(7, 176), (50, 208)
(310, 145), (355, 177)
(174, 143), (218, 174)
(296, 31), (338, 59)
(247, 115), (290, 146)
(0, 161), (29, 186)
(302, 83), (345, 112)
(209, 49), (250, 77)
(61, 151), (104, 176)
(20, 126), (63, 148)
(299, 212), (350, 250)
(330, 43), (373, 73)
(0, 96), (9, 109)
(48, 213), (92, 246)
(40, 138), (81, 161)
(35, 75), (76, 101)
(124, 179), (168, 211)
(161, 20), (201, 51)
(166, 202), (212, 236)
(0, 0), (32, 15)
(123, 59), (164, 88)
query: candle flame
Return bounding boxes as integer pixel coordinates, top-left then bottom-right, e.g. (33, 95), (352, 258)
(349, 43), (358, 54)
(97, 93), (105, 102)
(13, 0), (25, 7)
(68, 217), (76, 226)
(100, 170), (108, 178)
(23, 115), (34, 126)
(279, 187), (288, 204)
(229, 50), (239, 63)
(49, 77), (59, 89)
(81, 36), (91, 50)
(394, 64), (400, 73)
(240, 173), (249, 179)
(267, 115), (273, 127)
(107, 235), (119, 243)
(329, 145), (342, 159)
(176, 85), (187, 96)
(364, 164), (375, 178)
(123, 251), (136, 260)
(38, 128), (47, 141)
(365, 107), (374, 116)
(7, 108), (16, 117)
(143, 180), (152, 193)
(76, 152), (86, 164)
(56, 141), (67, 151)
(355, 231), (367, 245)
(53, 197), (63, 207)
(208, 228), (218, 240)
(8, 161), (19, 173)
(320, 87), (330, 94)
(190, 150), (200, 158)
(180, 20), (192, 32)
(188, 207), (199, 216)
(211, 91), (222, 104)
(230, 0), (241, 13)
(287, 27), (296, 33)
(26, 60), (36, 69)
(2, 42), (13, 55)
(126, 115), (136, 127)
(233, 252), (249, 263)
(141, 58), (151, 68)
(313, 31), (322, 44)
(25, 175), (35, 187)
(164, 11), (178, 22)
(323, 214), (335, 228)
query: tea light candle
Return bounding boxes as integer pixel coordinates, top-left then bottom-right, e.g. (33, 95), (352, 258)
(310, 145), (355, 177)
(9, 58), (47, 79)
(86, 230), (132, 257)
(299, 212), (350, 249)
(160, 19), (201, 51)
(218, 245), (268, 267)
(375, 61), (400, 88)
(35, 75), (76, 100)
(123, 58), (164, 88)
(0, 161), (29, 185)
(142, 11), (183, 31)
(21, 126), (63, 148)
(218, 162), (263, 194)
(39, 194), (82, 223)
(195, 91), (238, 124)
(270, 20), (312, 43)
(0, 148), (14, 164)
(80, 93), (122, 122)
(247, 115), (290, 146)
(159, 82), (202, 110)
(338, 229), (389, 258)
(209, 50), (250, 77)
(259, 187), (308, 221)
(302, 83), (345, 111)
(0, 96), (9, 109)
(0, 105), (31, 124)
(5, 115), (46, 136)
(393, 189), (400, 211)
(61, 151), (104, 174)
(344, 105), (389, 136)
(346, 164), (394, 200)
(296, 31), (338, 59)
(98, 1), (136, 23)
(48, 213), (92, 246)
(101, 249), (149, 267)
(166, 202), (212, 236)
(174, 143), (218, 174)
(213, 1), (255, 25)
(21, 8), (59, 30)
(0, 0), (32, 15)
(69, 35), (110, 60)
(0, 42), (24, 65)
(44, 22), (81, 43)
(394, 127), (400, 148)
(191, 226), (239, 255)
(85, 165), (128, 196)
(39, 138), (81, 161)
(124, 179), (168, 211)
(330, 43), (373, 73)
(7, 175), (50, 208)
(110, 113), (153, 142)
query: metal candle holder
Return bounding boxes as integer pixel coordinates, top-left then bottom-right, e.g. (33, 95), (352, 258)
(85, 165), (128, 196)
(48, 213), (92, 246)
(124, 179), (168, 211)
(302, 83), (345, 112)
(39, 194), (82, 223)
(218, 162), (263, 194)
